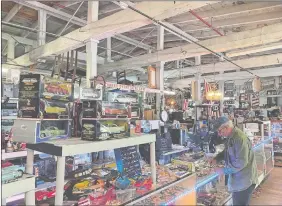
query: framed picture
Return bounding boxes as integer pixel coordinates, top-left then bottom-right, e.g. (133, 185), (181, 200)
(148, 66), (156, 89)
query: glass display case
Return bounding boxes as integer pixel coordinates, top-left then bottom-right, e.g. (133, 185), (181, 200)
(126, 173), (197, 205)
(272, 120), (282, 166)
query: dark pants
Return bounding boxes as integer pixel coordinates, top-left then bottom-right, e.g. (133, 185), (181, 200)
(232, 184), (256, 206)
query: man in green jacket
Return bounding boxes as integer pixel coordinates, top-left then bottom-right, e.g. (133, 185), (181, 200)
(211, 116), (258, 206)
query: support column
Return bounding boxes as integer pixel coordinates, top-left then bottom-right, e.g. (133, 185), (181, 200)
(156, 25), (165, 117)
(86, 1), (99, 87)
(25, 149), (35, 205)
(150, 142), (157, 187)
(106, 37), (112, 62)
(38, 9), (46, 46)
(194, 73), (202, 123)
(55, 156), (66, 205)
(7, 38), (15, 81)
(219, 80), (224, 115)
(195, 56), (201, 66)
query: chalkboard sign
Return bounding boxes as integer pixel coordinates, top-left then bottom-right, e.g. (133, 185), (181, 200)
(114, 146), (142, 178)
(156, 132), (172, 152)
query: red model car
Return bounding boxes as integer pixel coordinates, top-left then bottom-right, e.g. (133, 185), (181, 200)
(45, 84), (68, 95)
(104, 108), (127, 115)
(78, 187), (116, 206)
(2, 161), (13, 168)
(35, 186), (56, 202)
(134, 177), (153, 195)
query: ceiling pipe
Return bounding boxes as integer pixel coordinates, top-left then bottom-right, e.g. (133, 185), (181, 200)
(189, 9), (224, 36)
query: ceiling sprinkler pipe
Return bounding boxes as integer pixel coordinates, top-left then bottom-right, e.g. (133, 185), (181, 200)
(189, 10), (224, 36)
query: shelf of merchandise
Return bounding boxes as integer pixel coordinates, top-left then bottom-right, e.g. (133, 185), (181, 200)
(2, 150), (42, 160)
(2, 174), (35, 205)
(162, 147), (191, 156)
(26, 134), (156, 205)
(2, 116), (17, 120)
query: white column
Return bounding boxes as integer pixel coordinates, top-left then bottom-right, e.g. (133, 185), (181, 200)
(195, 56), (201, 66)
(150, 142), (157, 186)
(7, 39), (15, 60)
(7, 38), (15, 81)
(107, 37), (112, 62)
(219, 80), (224, 115)
(86, 1), (99, 87)
(194, 73), (202, 123)
(25, 149), (35, 205)
(156, 25), (165, 115)
(55, 156), (66, 205)
(38, 9), (46, 46)
(25, 45), (32, 53)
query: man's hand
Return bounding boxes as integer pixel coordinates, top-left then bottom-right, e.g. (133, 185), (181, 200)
(206, 157), (217, 166)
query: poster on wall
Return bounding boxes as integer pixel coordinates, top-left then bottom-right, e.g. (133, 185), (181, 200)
(148, 66), (157, 89)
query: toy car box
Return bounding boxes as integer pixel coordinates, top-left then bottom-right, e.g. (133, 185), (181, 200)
(41, 77), (73, 102)
(107, 92), (139, 104)
(12, 119), (71, 143)
(40, 99), (71, 119)
(81, 120), (130, 141)
(82, 101), (129, 119)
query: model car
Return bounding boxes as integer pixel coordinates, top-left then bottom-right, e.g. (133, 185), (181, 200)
(45, 84), (69, 95)
(2, 165), (25, 183)
(104, 108), (127, 115)
(83, 124), (95, 130)
(101, 124), (125, 134)
(2, 161), (13, 168)
(73, 179), (93, 191)
(77, 187), (116, 206)
(35, 186), (56, 202)
(40, 126), (65, 138)
(114, 94), (137, 103)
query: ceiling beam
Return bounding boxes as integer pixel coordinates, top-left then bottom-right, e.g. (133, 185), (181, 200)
(133, 1), (282, 32)
(178, 9), (282, 33)
(128, 10), (282, 41)
(114, 34), (154, 51)
(171, 2), (282, 25)
(163, 53), (282, 78)
(170, 67), (282, 87)
(16, 1), (86, 26)
(226, 42), (282, 57)
(2, 33), (36, 47)
(98, 23), (282, 71)
(3, 4), (22, 22)
(17, 1), (152, 51)
(5, 1), (213, 69)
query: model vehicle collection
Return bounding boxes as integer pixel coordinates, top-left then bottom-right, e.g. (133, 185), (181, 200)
(44, 83), (70, 96)
(35, 186), (56, 202)
(2, 165), (25, 184)
(100, 124), (125, 134)
(40, 126), (65, 138)
(114, 94), (137, 103)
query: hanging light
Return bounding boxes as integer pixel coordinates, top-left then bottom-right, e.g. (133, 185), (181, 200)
(252, 76), (262, 92)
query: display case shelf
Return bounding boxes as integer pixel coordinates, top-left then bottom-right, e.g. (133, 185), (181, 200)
(2, 150), (42, 160)
(2, 174), (35, 199)
(27, 134), (155, 156)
